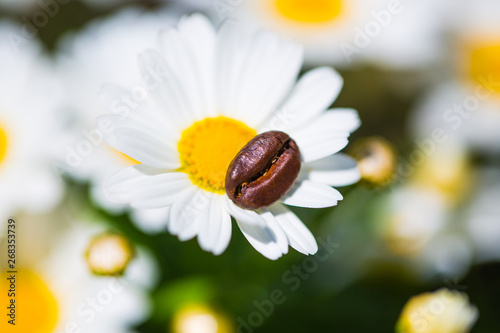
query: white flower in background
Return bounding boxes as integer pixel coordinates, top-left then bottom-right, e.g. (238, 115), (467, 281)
(465, 168), (500, 263)
(101, 14), (361, 260)
(396, 289), (478, 333)
(0, 214), (157, 332)
(411, 0), (500, 154)
(0, 21), (64, 225)
(410, 83), (500, 156)
(176, 0), (451, 68)
(377, 143), (472, 279)
(57, 8), (185, 233)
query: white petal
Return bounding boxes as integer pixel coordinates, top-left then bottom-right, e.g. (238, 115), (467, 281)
(223, 197), (266, 227)
(215, 21), (254, 118)
(216, 21), (303, 125)
(198, 195), (231, 255)
(259, 67), (343, 132)
(96, 113), (177, 145)
(103, 127), (180, 169)
(268, 204), (318, 255)
(325, 108), (361, 133)
(177, 219), (200, 242)
(98, 84), (174, 131)
(213, 205), (232, 255)
(137, 49), (192, 129)
(260, 210), (289, 255)
(105, 165), (165, 203)
(292, 109), (360, 162)
(282, 180), (343, 208)
(168, 187), (206, 236)
(130, 172), (192, 209)
(295, 136), (349, 163)
(130, 207), (171, 234)
(98, 84), (133, 115)
(236, 220), (286, 260)
(198, 195), (229, 254)
(148, 14), (216, 124)
(176, 14), (217, 117)
(304, 154), (361, 187)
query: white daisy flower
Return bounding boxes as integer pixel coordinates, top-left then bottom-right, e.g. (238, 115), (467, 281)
(0, 21), (64, 226)
(410, 83), (500, 155)
(174, 0), (451, 68)
(396, 289), (478, 333)
(411, 0), (500, 153)
(57, 8), (185, 233)
(377, 143), (472, 279)
(100, 14), (361, 260)
(0, 215), (157, 332)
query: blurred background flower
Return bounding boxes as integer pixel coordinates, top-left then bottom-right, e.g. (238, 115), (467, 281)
(0, 20), (64, 226)
(0, 210), (157, 332)
(0, 0), (499, 332)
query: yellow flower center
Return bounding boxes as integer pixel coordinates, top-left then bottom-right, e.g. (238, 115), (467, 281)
(467, 41), (500, 94)
(178, 116), (256, 193)
(1, 270), (58, 333)
(274, 0), (343, 24)
(0, 124), (8, 168)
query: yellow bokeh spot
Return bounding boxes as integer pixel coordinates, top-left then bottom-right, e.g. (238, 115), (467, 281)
(275, 0), (343, 24)
(1, 270), (58, 333)
(410, 149), (470, 206)
(349, 137), (397, 186)
(0, 124), (8, 167)
(467, 41), (500, 95)
(172, 304), (233, 333)
(178, 116), (256, 194)
(86, 233), (135, 276)
(396, 289), (477, 333)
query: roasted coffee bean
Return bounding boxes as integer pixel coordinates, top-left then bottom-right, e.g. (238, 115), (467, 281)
(225, 131), (301, 210)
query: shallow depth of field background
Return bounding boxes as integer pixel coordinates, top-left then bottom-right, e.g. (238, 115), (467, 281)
(1, 0), (500, 332)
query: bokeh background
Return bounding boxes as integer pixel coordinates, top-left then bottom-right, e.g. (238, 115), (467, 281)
(1, 0), (500, 332)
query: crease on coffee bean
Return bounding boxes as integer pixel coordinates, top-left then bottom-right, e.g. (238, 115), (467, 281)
(234, 139), (292, 200)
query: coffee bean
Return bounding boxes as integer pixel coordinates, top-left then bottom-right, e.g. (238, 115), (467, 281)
(225, 131), (301, 210)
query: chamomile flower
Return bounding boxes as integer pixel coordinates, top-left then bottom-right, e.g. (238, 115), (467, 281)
(396, 289), (478, 333)
(377, 143), (472, 278)
(183, 0), (451, 68)
(411, 0), (500, 154)
(0, 214), (157, 332)
(100, 14), (361, 260)
(0, 21), (64, 225)
(57, 8), (183, 233)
